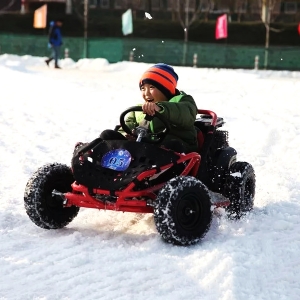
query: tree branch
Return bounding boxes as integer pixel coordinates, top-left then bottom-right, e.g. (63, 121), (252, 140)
(0, 0), (17, 13)
(265, 23), (285, 32)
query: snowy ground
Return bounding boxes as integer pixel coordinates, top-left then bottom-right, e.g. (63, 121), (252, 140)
(0, 54), (300, 300)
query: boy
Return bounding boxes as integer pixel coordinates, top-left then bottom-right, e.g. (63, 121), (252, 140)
(100, 63), (198, 153)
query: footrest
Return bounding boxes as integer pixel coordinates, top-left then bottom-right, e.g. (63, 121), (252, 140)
(209, 191), (230, 208)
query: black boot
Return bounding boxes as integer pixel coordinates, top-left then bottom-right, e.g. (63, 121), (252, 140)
(55, 64), (61, 69)
(45, 58), (53, 66)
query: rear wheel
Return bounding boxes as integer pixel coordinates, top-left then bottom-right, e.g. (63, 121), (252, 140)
(154, 176), (212, 246)
(24, 163), (79, 229)
(224, 162), (255, 219)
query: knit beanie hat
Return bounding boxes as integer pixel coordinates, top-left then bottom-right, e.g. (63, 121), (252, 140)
(139, 63), (179, 99)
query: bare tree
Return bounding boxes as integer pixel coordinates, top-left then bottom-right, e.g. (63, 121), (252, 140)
(69, 0), (89, 58)
(71, 0), (83, 20)
(200, 0), (215, 22)
(145, 0), (152, 15)
(169, 0), (203, 65)
(224, 0), (248, 22)
(129, 0), (143, 19)
(235, 0), (247, 22)
(171, 0), (202, 42)
(260, 0), (283, 68)
(170, 0), (177, 21)
(0, 0), (18, 13)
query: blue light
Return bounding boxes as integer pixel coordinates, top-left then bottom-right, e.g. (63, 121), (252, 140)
(101, 149), (132, 171)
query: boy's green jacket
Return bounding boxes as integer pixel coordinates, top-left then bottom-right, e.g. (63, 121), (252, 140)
(121, 91), (198, 152)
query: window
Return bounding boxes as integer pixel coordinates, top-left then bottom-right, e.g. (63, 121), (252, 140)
(100, 0), (109, 8)
(166, 0), (178, 11)
(89, 0), (97, 8)
(115, 0), (127, 9)
(284, 2), (297, 13)
(235, 0), (247, 13)
(186, 0), (196, 12)
(166, 0), (196, 12)
(139, 0), (146, 10)
(129, 0), (145, 10)
(151, 0), (160, 10)
(200, 0), (214, 12)
(249, 2), (260, 13)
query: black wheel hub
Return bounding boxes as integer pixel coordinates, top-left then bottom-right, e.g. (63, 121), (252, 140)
(44, 180), (68, 210)
(176, 193), (203, 231)
(46, 194), (64, 209)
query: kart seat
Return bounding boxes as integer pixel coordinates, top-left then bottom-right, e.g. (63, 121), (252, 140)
(196, 128), (204, 152)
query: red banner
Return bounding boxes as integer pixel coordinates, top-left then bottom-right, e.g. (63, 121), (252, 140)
(215, 14), (228, 39)
(298, 23), (300, 35)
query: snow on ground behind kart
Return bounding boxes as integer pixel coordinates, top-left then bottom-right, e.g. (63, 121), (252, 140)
(0, 54), (300, 299)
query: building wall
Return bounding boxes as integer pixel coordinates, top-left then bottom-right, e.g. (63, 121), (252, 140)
(2, 0), (300, 25)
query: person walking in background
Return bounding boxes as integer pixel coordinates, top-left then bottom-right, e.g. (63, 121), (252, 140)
(45, 20), (63, 69)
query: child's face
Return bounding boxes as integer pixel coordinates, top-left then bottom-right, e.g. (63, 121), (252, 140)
(140, 83), (168, 103)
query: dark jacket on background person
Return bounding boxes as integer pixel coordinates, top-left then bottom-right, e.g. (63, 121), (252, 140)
(49, 25), (63, 47)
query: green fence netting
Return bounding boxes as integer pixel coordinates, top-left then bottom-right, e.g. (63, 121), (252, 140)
(1, 34), (300, 70)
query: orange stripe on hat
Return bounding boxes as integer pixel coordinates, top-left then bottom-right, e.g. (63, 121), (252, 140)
(150, 66), (177, 86)
(139, 64), (178, 97)
(140, 70), (176, 95)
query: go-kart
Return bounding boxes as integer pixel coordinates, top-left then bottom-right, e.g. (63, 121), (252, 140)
(24, 106), (256, 246)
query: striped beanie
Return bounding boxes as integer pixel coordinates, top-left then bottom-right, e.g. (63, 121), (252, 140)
(139, 63), (178, 99)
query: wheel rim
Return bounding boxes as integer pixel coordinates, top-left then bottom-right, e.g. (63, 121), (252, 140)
(175, 192), (203, 231)
(44, 178), (69, 211)
(45, 194), (63, 210)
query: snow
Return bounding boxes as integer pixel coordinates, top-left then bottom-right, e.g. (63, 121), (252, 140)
(230, 172), (242, 178)
(1, 54), (300, 299)
(145, 12), (153, 19)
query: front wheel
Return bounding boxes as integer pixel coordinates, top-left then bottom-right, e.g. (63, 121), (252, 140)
(154, 176), (212, 246)
(224, 161), (256, 219)
(24, 163), (80, 229)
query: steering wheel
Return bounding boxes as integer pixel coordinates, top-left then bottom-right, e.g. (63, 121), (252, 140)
(119, 106), (170, 144)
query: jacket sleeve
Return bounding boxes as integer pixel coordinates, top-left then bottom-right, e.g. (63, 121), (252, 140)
(156, 93), (197, 129)
(125, 111), (138, 131)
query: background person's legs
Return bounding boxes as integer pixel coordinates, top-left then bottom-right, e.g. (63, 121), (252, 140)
(45, 47), (54, 66)
(53, 46), (61, 68)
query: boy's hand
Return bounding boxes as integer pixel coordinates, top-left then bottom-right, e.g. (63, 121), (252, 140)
(142, 102), (161, 116)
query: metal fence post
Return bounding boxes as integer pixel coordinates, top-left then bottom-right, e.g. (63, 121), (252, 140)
(193, 53), (198, 68)
(254, 55), (259, 70)
(129, 51), (134, 61)
(64, 48), (69, 58)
